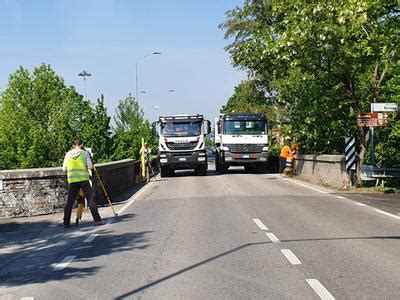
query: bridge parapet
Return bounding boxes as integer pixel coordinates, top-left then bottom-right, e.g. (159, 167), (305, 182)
(0, 159), (137, 217)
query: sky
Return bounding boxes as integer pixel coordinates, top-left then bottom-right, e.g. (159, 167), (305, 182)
(0, 0), (245, 123)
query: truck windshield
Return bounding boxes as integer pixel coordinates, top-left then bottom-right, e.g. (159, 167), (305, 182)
(161, 121), (202, 137)
(224, 120), (266, 135)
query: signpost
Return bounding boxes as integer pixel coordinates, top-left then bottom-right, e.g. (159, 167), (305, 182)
(371, 102), (398, 112)
(345, 137), (356, 187)
(358, 103), (398, 167)
(357, 112), (389, 127)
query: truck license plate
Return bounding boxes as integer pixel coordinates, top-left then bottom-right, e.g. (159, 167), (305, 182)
(242, 155), (250, 158)
(179, 157), (186, 161)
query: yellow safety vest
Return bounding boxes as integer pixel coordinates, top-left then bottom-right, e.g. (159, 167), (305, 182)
(66, 152), (90, 183)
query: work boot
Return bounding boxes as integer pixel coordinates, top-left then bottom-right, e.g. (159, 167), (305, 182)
(95, 220), (105, 226)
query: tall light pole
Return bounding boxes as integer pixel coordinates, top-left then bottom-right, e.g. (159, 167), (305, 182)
(135, 52), (161, 103)
(78, 70), (92, 101)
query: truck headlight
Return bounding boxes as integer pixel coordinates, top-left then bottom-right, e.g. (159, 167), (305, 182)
(262, 146), (269, 152)
(221, 146), (229, 151)
(198, 157), (206, 161)
(160, 158), (167, 163)
(160, 154), (167, 158)
(225, 156), (233, 161)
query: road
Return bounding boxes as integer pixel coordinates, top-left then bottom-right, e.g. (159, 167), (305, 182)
(1, 165), (400, 299)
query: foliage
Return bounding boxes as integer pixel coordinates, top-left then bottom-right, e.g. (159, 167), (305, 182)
(220, 0), (400, 183)
(111, 94), (155, 161)
(0, 64), (113, 169)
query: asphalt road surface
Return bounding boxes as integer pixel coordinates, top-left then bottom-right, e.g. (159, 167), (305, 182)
(1, 165), (400, 299)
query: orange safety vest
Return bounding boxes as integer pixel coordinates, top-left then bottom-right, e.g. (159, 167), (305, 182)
(280, 145), (291, 158)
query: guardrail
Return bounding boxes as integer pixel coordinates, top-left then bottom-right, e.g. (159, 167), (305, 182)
(361, 165), (400, 181)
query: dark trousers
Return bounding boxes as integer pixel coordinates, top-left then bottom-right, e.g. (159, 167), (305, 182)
(64, 180), (102, 226)
(279, 156), (287, 173)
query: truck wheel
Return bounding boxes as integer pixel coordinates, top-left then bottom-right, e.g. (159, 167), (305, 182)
(160, 166), (169, 178)
(257, 164), (267, 174)
(215, 154), (221, 172)
(196, 165), (207, 176)
(244, 165), (255, 173)
(219, 161), (228, 174)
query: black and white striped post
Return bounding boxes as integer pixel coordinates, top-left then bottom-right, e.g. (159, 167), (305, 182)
(345, 137), (356, 186)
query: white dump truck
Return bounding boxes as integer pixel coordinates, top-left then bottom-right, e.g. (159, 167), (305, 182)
(153, 114), (211, 177)
(214, 113), (269, 173)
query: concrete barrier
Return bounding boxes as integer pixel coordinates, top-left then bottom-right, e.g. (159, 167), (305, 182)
(294, 155), (350, 188)
(0, 159), (137, 217)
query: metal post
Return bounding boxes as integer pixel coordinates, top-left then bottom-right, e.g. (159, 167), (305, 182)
(141, 138), (146, 179)
(84, 76), (87, 101)
(370, 127), (375, 167)
(135, 62), (139, 103)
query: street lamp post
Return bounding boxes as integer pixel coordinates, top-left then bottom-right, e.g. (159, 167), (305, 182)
(78, 70), (92, 101)
(135, 52), (161, 103)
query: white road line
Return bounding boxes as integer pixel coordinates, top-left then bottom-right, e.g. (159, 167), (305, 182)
(306, 279), (335, 300)
(52, 255), (76, 271)
(252, 218), (269, 231)
(335, 196), (346, 199)
(83, 233), (99, 243)
(117, 180), (156, 215)
(354, 202), (367, 207)
(282, 178), (328, 194)
(265, 232), (281, 243)
(281, 249), (302, 265)
(21, 297), (34, 300)
(373, 208), (400, 220)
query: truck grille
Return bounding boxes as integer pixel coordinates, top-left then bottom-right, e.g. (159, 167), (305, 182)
(226, 144), (265, 153)
(166, 141), (198, 151)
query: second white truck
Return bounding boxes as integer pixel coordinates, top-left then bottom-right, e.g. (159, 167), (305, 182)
(214, 113), (269, 173)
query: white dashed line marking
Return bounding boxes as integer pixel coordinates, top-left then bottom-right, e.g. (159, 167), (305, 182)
(354, 202), (367, 207)
(282, 178), (328, 194)
(252, 218), (269, 231)
(83, 233), (99, 243)
(281, 249), (302, 265)
(306, 279), (335, 299)
(265, 232), (281, 243)
(21, 297), (34, 300)
(335, 196), (346, 199)
(373, 208), (400, 220)
(52, 255), (76, 271)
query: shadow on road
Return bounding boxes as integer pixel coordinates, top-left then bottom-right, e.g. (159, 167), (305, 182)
(116, 234), (400, 298)
(0, 213), (152, 287)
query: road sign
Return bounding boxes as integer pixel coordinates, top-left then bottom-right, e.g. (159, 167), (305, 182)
(345, 137), (356, 171)
(371, 103), (398, 112)
(357, 112), (389, 127)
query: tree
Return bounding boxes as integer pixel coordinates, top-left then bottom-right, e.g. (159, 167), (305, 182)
(0, 64), (112, 169)
(221, 0), (399, 184)
(80, 95), (113, 162)
(111, 94), (155, 160)
(221, 80), (269, 114)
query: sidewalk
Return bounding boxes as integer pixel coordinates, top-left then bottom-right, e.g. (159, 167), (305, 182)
(282, 174), (400, 217)
(0, 183), (147, 271)
(338, 192), (400, 216)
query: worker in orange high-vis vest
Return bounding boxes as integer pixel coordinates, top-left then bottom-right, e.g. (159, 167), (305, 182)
(62, 138), (103, 228)
(279, 143), (291, 173)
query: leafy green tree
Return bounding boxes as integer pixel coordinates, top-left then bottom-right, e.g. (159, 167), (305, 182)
(80, 95), (113, 162)
(221, 0), (399, 184)
(111, 94), (155, 160)
(0, 64), (112, 169)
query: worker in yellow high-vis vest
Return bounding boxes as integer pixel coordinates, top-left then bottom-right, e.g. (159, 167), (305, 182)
(62, 138), (103, 228)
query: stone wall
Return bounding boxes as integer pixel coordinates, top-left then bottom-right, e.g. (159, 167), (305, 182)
(295, 155), (350, 189)
(0, 159), (138, 217)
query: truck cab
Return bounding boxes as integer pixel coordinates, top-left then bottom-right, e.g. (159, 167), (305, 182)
(153, 114), (211, 177)
(215, 113), (269, 173)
